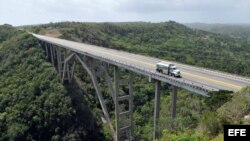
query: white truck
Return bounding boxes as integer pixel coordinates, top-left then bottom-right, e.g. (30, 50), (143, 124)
(156, 61), (181, 77)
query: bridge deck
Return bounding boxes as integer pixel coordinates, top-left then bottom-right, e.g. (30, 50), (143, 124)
(33, 34), (250, 96)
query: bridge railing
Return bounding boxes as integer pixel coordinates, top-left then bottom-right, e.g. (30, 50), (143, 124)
(37, 37), (215, 96)
(87, 52), (215, 96)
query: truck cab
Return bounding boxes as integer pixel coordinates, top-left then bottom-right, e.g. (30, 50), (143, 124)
(169, 65), (181, 77)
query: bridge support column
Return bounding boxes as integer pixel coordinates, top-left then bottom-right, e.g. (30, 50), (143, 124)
(128, 71), (133, 140)
(114, 66), (120, 141)
(55, 47), (63, 77)
(52, 45), (57, 62)
(153, 80), (161, 141)
(114, 66), (133, 141)
(171, 86), (178, 118)
(45, 43), (49, 59)
(49, 44), (55, 66)
(62, 53), (75, 83)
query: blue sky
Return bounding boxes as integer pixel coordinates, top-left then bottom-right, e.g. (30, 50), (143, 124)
(0, 0), (250, 26)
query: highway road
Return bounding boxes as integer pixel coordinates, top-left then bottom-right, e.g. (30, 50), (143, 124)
(33, 34), (250, 93)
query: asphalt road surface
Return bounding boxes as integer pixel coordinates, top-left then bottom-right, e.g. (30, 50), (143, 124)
(33, 34), (250, 92)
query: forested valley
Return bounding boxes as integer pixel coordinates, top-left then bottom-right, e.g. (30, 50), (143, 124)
(0, 22), (249, 141)
(0, 25), (107, 141)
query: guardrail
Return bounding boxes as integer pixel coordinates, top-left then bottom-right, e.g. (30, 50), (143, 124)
(36, 36), (219, 96)
(93, 54), (214, 96)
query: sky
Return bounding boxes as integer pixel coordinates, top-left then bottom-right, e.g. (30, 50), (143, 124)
(0, 0), (250, 26)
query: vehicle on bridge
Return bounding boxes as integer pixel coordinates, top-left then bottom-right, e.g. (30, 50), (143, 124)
(156, 61), (181, 77)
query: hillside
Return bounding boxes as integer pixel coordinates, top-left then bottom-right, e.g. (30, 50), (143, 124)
(0, 25), (107, 141)
(185, 23), (250, 39)
(27, 21), (250, 77)
(0, 25), (23, 43)
(23, 21), (250, 140)
(1, 22), (249, 141)
(160, 87), (250, 141)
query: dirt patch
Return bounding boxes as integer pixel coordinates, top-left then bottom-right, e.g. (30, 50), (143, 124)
(44, 29), (62, 38)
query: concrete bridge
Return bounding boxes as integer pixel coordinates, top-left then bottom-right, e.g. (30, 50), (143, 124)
(33, 34), (250, 141)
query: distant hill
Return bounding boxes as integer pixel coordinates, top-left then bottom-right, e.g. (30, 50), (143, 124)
(185, 23), (250, 39)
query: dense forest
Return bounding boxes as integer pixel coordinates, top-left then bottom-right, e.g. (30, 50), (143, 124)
(185, 23), (250, 40)
(0, 22), (249, 141)
(0, 25), (108, 141)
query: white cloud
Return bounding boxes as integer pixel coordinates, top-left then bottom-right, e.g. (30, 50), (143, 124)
(0, 0), (249, 25)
